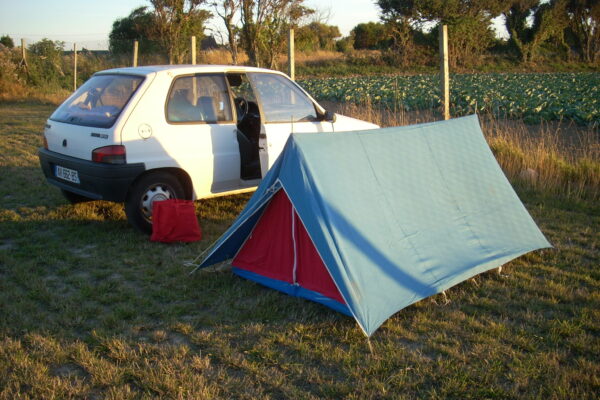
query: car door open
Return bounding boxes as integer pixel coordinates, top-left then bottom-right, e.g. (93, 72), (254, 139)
(247, 73), (333, 173)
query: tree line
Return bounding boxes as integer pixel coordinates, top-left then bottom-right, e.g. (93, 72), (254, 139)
(375, 0), (599, 66)
(102, 0), (599, 68)
(108, 0), (333, 68)
(0, 0), (598, 80)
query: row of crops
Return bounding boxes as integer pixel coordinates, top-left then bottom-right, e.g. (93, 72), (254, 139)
(298, 73), (599, 125)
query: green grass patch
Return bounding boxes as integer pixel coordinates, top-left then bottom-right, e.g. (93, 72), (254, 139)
(0, 102), (598, 399)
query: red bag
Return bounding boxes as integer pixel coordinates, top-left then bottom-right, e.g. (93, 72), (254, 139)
(150, 199), (202, 243)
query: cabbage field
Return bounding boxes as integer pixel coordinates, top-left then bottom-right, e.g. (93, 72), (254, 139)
(299, 73), (600, 125)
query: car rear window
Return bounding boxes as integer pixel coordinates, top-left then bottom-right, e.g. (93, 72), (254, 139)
(50, 74), (144, 128)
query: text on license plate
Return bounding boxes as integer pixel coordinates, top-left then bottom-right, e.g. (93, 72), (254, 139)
(55, 165), (80, 184)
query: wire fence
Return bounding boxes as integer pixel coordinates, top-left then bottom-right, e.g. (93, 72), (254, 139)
(0, 36), (235, 95)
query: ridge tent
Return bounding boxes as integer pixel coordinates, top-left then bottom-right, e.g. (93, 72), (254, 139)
(194, 115), (551, 336)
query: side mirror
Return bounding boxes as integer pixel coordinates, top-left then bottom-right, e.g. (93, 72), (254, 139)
(324, 110), (336, 123)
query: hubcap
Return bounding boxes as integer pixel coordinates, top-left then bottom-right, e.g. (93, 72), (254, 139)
(140, 184), (172, 221)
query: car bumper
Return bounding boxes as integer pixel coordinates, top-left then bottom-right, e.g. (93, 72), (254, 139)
(38, 148), (145, 202)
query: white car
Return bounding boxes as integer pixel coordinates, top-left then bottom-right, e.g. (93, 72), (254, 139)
(38, 65), (378, 232)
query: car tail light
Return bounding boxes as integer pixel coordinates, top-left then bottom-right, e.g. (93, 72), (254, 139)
(92, 145), (126, 164)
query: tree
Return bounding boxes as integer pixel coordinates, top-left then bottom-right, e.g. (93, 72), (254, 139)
(0, 35), (14, 48)
(238, 0), (313, 68)
(109, 2), (211, 63)
(377, 0), (509, 66)
(335, 35), (354, 53)
(352, 22), (389, 50)
(211, 0), (240, 64)
(27, 39), (66, 87)
(28, 38), (64, 59)
(382, 16), (433, 66)
(148, 0), (212, 64)
(295, 22), (341, 51)
(566, 0), (600, 63)
(504, 0), (570, 63)
(211, 0), (317, 67)
(109, 7), (161, 55)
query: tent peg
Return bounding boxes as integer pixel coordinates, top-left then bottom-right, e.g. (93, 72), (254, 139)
(442, 291), (450, 305)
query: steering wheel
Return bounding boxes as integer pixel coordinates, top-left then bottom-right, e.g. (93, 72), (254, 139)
(234, 97), (249, 121)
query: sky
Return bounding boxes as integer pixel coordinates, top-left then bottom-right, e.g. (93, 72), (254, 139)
(0, 0), (381, 50)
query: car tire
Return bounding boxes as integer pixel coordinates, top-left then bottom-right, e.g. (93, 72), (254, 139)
(61, 189), (93, 204)
(125, 172), (186, 234)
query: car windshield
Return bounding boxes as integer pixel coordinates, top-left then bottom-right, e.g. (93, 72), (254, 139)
(50, 74), (144, 128)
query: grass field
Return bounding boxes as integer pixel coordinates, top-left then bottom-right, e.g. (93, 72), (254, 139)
(0, 102), (598, 399)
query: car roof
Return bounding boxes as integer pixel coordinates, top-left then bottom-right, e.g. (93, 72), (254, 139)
(96, 64), (285, 77)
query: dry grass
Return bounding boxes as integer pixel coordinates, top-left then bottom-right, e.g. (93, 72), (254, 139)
(293, 50), (345, 64)
(0, 101), (598, 399)
(324, 101), (600, 201)
(482, 118), (599, 200)
(198, 49), (347, 71)
(198, 49), (249, 66)
(0, 80), (69, 105)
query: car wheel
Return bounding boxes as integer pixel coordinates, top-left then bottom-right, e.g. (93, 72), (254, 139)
(61, 189), (93, 204)
(125, 172), (186, 234)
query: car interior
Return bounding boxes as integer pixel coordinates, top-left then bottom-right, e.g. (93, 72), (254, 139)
(227, 74), (262, 181)
(167, 75), (230, 123)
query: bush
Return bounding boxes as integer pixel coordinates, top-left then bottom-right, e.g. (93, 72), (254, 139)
(0, 45), (28, 100)
(0, 35), (14, 48)
(26, 39), (69, 90)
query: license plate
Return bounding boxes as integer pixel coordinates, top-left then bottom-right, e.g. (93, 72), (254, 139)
(55, 165), (80, 184)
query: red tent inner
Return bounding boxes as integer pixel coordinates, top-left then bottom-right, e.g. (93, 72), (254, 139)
(233, 190), (345, 304)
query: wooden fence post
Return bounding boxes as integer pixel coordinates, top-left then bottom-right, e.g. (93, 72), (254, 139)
(191, 36), (197, 65)
(288, 28), (295, 80)
(132, 40), (138, 67)
(191, 36), (198, 104)
(19, 38), (28, 71)
(73, 43), (78, 91)
(439, 25), (450, 120)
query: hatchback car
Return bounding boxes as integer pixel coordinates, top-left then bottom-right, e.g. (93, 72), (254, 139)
(38, 65), (378, 232)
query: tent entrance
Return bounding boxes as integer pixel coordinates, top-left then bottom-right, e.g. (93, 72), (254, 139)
(232, 190), (350, 314)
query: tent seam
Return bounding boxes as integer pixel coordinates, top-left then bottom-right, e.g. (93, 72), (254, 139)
(280, 184), (370, 337)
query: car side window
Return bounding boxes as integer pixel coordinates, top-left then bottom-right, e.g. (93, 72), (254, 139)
(248, 73), (317, 123)
(166, 74), (233, 123)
